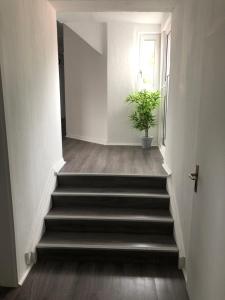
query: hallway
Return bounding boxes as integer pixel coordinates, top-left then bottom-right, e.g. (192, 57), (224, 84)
(1, 0), (225, 298)
(61, 138), (166, 175)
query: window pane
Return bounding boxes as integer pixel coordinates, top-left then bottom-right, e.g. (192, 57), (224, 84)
(140, 39), (155, 91)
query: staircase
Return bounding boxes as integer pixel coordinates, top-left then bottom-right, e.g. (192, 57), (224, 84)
(37, 174), (178, 265)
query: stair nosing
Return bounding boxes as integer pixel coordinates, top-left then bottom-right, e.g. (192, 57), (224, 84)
(58, 173), (168, 179)
(45, 214), (173, 223)
(52, 191), (169, 198)
(37, 242), (178, 253)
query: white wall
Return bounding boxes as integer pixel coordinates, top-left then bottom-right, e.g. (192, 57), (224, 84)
(107, 22), (161, 145)
(188, 15), (225, 299)
(165, 0), (200, 258)
(165, 0), (225, 298)
(0, 0), (63, 285)
(64, 25), (107, 144)
(165, 0), (210, 258)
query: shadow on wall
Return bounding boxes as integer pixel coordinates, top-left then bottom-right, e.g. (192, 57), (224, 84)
(64, 25), (108, 145)
(0, 67), (18, 287)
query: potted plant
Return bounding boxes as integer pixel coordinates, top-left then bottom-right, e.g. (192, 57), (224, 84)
(126, 90), (160, 149)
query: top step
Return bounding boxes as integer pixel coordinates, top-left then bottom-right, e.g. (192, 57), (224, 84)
(57, 173), (168, 191)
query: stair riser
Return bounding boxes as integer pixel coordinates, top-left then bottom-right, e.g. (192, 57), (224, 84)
(37, 248), (178, 265)
(52, 195), (170, 210)
(45, 219), (174, 235)
(57, 175), (167, 190)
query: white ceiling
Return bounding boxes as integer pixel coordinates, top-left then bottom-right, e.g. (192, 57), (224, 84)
(50, 0), (178, 13)
(58, 12), (170, 25)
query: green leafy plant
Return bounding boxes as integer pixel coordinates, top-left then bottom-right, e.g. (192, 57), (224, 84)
(126, 90), (160, 138)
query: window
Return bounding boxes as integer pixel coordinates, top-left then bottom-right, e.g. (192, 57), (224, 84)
(138, 34), (160, 91)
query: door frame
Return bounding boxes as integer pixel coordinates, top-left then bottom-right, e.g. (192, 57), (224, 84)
(159, 16), (171, 158)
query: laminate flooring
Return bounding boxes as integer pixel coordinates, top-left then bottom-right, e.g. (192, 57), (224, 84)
(61, 138), (166, 175)
(0, 260), (189, 300)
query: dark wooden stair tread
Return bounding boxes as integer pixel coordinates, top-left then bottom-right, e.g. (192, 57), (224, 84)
(46, 207), (173, 223)
(37, 173), (178, 265)
(38, 232), (178, 253)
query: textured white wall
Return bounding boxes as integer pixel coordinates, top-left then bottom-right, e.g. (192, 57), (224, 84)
(0, 0), (63, 284)
(64, 25), (107, 144)
(107, 23), (161, 145)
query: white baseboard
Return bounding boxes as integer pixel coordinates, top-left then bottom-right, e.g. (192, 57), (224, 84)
(182, 267), (188, 283)
(107, 142), (141, 146)
(53, 158), (65, 174)
(66, 133), (160, 147)
(162, 162), (172, 176)
(158, 148), (187, 281)
(19, 157), (65, 285)
(66, 133), (107, 145)
(18, 265), (32, 286)
(167, 175), (186, 268)
(159, 144), (166, 159)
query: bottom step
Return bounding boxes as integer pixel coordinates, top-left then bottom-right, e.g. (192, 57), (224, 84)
(37, 232), (178, 265)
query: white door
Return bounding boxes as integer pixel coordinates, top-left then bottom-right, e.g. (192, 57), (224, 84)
(187, 17), (225, 300)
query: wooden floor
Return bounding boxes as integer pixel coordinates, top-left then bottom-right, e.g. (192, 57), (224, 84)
(0, 260), (189, 300)
(61, 138), (166, 175)
(0, 139), (190, 300)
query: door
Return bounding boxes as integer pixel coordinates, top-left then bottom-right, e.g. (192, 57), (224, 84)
(187, 18), (225, 300)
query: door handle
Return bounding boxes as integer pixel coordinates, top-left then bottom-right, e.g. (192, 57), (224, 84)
(188, 165), (199, 193)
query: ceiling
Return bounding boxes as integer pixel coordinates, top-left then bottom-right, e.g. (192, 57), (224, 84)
(57, 12), (170, 25)
(49, 0), (178, 14)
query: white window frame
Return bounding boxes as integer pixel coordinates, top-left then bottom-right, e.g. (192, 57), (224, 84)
(159, 18), (172, 149)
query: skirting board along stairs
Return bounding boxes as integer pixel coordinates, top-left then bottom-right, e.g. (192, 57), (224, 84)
(37, 174), (179, 265)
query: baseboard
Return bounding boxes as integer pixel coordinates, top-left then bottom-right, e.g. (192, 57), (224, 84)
(159, 149), (187, 281)
(66, 133), (160, 147)
(106, 139), (157, 147)
(18, 265), (32, 286)
(66, 133), (107, 145)
(162, 162), (172, 175)
(53, 158), (65, 174)
(166, 175), (186, 268)
(159, 144), (166, 160)
(18, 157), (64, 285)
(107, 142), (141, 146)
(27, 163), (58, 251)
(182, 267), (188, 283)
